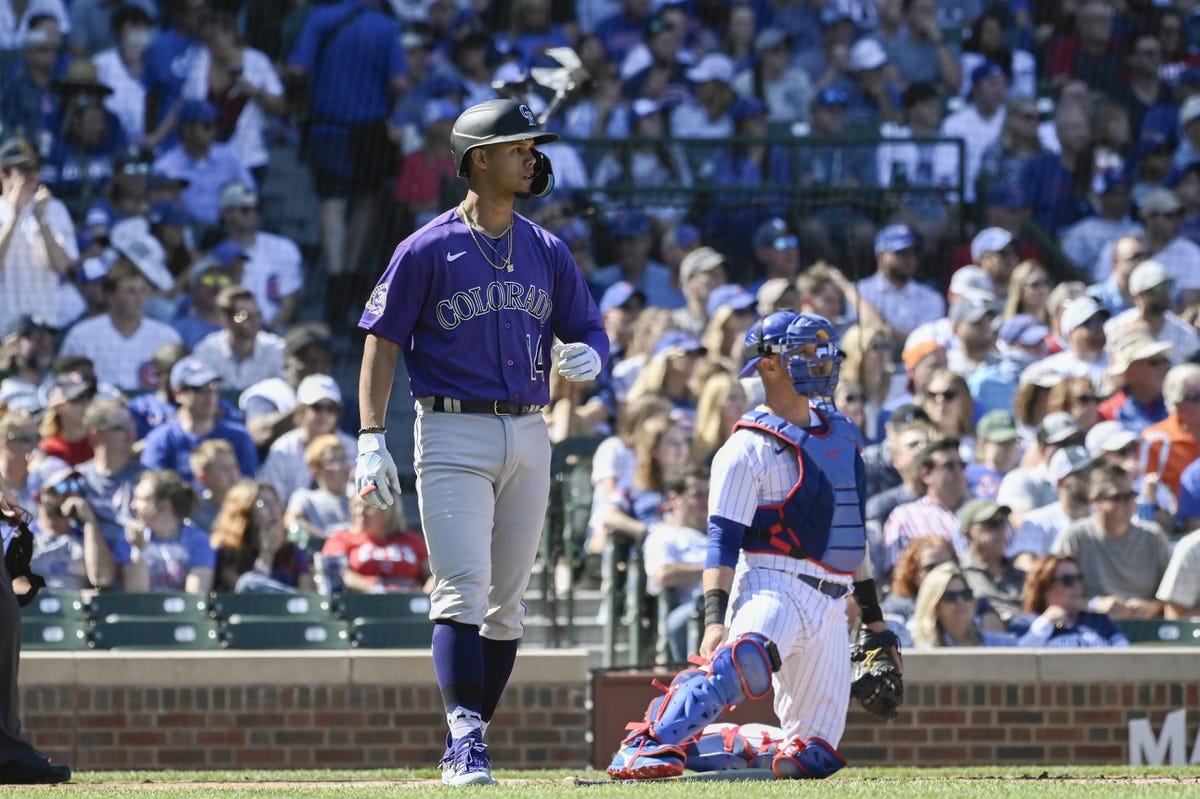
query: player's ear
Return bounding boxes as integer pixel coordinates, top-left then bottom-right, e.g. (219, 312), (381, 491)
(470, 147), (487, 172)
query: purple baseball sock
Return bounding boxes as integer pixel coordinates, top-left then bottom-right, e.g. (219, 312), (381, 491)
(433, 620), (484, 739)
(481, 637), (519, 722)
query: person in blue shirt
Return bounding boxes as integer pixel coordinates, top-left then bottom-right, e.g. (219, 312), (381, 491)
(141, 0), (205, 150)
(1019, 104), (1095, 238)
(1009, 555), (1129, 648)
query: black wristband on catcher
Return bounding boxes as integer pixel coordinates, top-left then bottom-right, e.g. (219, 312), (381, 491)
(853, 579), (884, 625)
(703, 588), (729, 627)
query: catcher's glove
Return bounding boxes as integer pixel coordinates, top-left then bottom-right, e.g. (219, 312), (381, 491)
(850, 628), (903, 720)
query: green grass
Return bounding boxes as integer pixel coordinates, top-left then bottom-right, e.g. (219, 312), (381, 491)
(2, 766), (1196, 798)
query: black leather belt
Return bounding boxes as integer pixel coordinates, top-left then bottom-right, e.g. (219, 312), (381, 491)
(429, 397), (542, 416)
(796, 573), (851, 599)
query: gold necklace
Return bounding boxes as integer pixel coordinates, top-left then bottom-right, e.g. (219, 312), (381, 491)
(458, 205), (514, 272)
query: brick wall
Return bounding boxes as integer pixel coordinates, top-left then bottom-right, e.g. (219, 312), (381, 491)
(19, 649), (1200, 771)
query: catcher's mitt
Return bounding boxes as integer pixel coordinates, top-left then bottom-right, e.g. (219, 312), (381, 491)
(850, 628), (903, 720)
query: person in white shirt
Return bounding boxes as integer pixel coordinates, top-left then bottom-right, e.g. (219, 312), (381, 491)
(1104, 260), (1200, 364)
(216, 181), (302, 330)
(1008, 445), (1093, 572)
(855, 223), (946, 346)
(1039, 296), (1111, 394)
(940, 61), (1008, 203)
(1135, 188), (1200, 310)
(192, 286), (284, 392)
(58, 259), (182, 392)
(0, 138), (78, 329)
(92, 3), (152, 144)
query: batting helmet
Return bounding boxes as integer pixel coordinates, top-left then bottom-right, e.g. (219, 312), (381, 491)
(450, 99), (559, 178)
(783, 313), (843, 398)
(739, 310), (798, 378)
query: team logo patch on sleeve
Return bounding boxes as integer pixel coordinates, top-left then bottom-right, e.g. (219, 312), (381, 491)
(365, 283), (389, 315)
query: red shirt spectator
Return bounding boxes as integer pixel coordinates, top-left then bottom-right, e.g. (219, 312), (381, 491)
(322, 496), (431, 593)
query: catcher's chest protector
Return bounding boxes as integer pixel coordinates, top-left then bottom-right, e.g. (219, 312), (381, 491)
(736, 409), (866, 574)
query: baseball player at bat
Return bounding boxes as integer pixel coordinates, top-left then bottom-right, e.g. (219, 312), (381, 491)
(607, 311), (898, 780)
(356, 99), (608, 787)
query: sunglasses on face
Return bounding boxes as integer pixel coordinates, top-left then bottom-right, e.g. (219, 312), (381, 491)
(1096, 491), (1137, 503)
(1052, 573), (1083, 587)
(932, 459), (965, 472)
(199, 273), (232, 288)
(48, 478), (84, 496)
(769, 235), (799, 251)
(925, 389), (959, 401)
(1073, 394), (1100, 405)
(1180, 393), (1200, 404)
(941, 588), (974, 604)
(308, 402), (341, 414)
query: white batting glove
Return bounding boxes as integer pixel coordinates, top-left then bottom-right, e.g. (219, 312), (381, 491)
(554, 342), (601, 382)
(356, 433), (401, 509)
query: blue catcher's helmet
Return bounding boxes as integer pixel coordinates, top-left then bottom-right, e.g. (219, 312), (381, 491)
(739, 310), (799, 377)
(783, 312), (843, 398)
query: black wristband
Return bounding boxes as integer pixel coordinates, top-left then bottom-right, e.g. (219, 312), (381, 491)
(704, 588), (729, 627)
(853, 579), (884, 625)
(358, 426), (387, 435)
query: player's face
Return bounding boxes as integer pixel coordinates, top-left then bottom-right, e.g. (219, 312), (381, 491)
(486, 139), (539, 198)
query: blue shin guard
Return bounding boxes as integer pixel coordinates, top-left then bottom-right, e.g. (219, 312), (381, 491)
(682, 725), (756, 772)
(772, 737), (846, 779)
(608, 634), (779, 780)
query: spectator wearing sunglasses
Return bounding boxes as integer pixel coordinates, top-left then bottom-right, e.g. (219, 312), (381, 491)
(38, 371), (97, 466)
(1009, 556), (1129, 647)
(1051, 463), (1170, 620)
(1136, 189), (1200, 311)
(881, 437), (973, 579)
(744, 217), (800, 295)
(1105, 260), (1200, 363)
(258, 375), (356, 509)
(1085, 420), (1176, 534)
(192, 286), (284, 392)
(909, 562), (1016, 649)
(172, 256), (232, 349)
(1098, 333), (1171, 433)
(1037, 295), (1111, 395)
(1140, 362), (1200, 497)
(958, 499), (1024, 625)
(28, 463), (119, 592)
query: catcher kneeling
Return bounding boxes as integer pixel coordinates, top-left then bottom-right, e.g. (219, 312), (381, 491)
(607, 312), (903, 781)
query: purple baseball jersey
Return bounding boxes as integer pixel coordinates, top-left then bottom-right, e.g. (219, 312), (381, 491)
(359, 209), (608, 406)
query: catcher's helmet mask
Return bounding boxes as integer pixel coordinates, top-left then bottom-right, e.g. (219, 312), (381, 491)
(739, 310), (798, 378)
(450, 99), (559, 178)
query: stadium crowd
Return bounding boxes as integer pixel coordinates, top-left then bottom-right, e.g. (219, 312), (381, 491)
(1, 0), (1200, 656)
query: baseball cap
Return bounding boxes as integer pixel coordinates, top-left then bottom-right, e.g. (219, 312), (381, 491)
(1047, 280), (1085, 317)
(170, 356), (221, 390)
(706, 283), (757, 317)
(652, 330), (706, 359)
(874, 224), (919, 254)
(663, 222), (700, 250)
(948, 295), (995, 325)
(1084, 420), (1138, 458)
(238, 377), (297, 417)
(29, 462), (83, 498)
(900, 339), (944, 373)
(947, 265), (994, 298)
(970, 227), (1014, 262)
(888, 403), (931, 428)
(7, 313), (58, 338)
(1128, 260), (1172, 295)
(1140, 188), (1183, 217)
(752, 217), (798, 251)
(178, 99), (217, 125)
(756, 277), (797, 315)
(1059, 296), (1109, 336)
(630, 97), (664, 120)
(296, 374), (342, 407)
(813, 87), (848, 109)
(849, 38), (888, 71)
(1047, 445), (1093, 483)
(609, 210), (651, 238)
(83, 205), (112, 232)
(957, 498), (1010, 530)
(686, 53), (735, 84)
(108, 218), (174, 291)
(80, 253), (115, 284)
(819, 7), (852, 28)
(1037, 411), (1081, 446)
(997, 314), (1049, 347)
(970, 61), (1007, 92)
(599, 280), (646, 313)
(284, 324), (333, 358)
(1108, 332), (1172, 374)
(211, 240), (250, 268)
(1096, 168), (1130, 195)
(730, 96), (766, 122)
(679, 246), (727, 282)
(0, 137), (38, 169)
(976, 409), (1019, 444)
(48, 371), (97, 405)
(187, 256), (226, 289)
(422, 98), (460, 127)
(554, 218), (588, 246)
(1180, 95), (1200, 128)
(754, 27), (788, 54)
(986, 183), (1028, 209)
(218, 180), (258, 211)
(1018, 360), (1063, 389)
(147, 170), (189, 191)
(148, 198), (190, 227)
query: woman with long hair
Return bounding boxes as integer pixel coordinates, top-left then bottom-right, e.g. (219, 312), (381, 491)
(38, 376), (96, 466)
(0, 410), (41, 509)
(910, 562), (1016, 648)
(625, 339), (705, 429)
(1002, 259), (1052, 324)
(321, 493), (431, 594)
(591, 100), (693, 229)
(1045, 376), (1101, 437)
(690, 368), (747, 465)
(1009, 555), (1129, 647)
(123, 469), (214, 593)
(882, 534), (958, 639)
(839, 322), (900, 441)
(917, 368), (975, 462)
(210, 480), (314, 593)
(958, 7), (1037, 98)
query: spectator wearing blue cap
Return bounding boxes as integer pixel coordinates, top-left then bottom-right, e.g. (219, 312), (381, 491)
(1042, 0), (1122, 97)
(28, 461), (121, 592)
(940, 60), (1009, 203)
(701, 283), (757, 369)
(591, 210), (685, 310)
(1019, 104), (1096, 238)
(597, 280), (646, 391)
(218, 180), (302, 331)
(141, 0), (206, 149)
(172, 256), (231, 348)
(590, 97), (693, 229)
(794, 87), (879, 264)
(968, 314), (1050, 418)
(1059, 169), (1139, 279)
(855, 224), (946, 345)
(956, 8), (1037, 100)
(152, 99), (256, 226)
(744, 217), (800, 295)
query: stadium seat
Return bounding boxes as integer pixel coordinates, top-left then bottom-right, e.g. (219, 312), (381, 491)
(1117, 619), (1200, 646)
(21, 619), (90, 650)
(336, 592), (432, 622)
(350, 618), (434, 649)
(86, 592), (209, 622)
(209, 592), (332, 622)
(90, 619), (222, 650)
(221, 618), (351, 650)
(20, 591), (86, 621)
